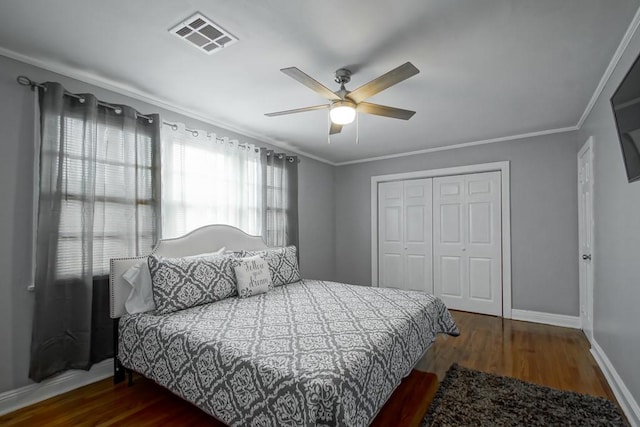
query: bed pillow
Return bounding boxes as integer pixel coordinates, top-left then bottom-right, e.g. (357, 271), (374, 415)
(122, 247), (227, 315)
(242, 245), (301, 287)
(233, 255), (274, 298)
(148, 252), (236, 315)
(123, 261), (156, 314)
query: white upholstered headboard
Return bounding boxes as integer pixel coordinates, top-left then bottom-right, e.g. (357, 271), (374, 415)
(109, 224), (268, 319)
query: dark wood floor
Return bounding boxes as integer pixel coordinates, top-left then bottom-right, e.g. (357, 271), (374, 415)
(416, 311), (615, 401)
(0, 311), (616, 426)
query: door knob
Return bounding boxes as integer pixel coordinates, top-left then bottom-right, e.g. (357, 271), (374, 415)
(582, 254), (591, 261)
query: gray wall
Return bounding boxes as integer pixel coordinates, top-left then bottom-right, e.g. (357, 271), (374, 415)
(335, 132), (581, 316)
(298, 158), (336, 280)
(578, 28), (640, 416)
(0, 54), (335, 393)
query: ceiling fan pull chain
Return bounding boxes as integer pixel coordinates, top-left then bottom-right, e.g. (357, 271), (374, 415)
(327, 111), (331, 144)
(356, 111), (359, 145)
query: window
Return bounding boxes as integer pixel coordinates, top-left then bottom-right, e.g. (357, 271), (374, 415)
(161, 128), (263, 239)
(53, 113), (157, 277)
(265, 158), (289, 247)
(160, 128), (298, 248)
(31, 83), (161, 381)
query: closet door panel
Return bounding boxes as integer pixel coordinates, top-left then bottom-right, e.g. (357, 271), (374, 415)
(468, 202), (492, 244)
(406, 254), (427, 291)
(378, 181), (405, 289)
(469, 257), (492, 300)
(433, 175), (466, 303)
(403, 179), (433, 293)
(440, 256), (463, 298)
(382, 253), (403, 288)
(440, 204), (462, 243)
(384, 206), (402, 242)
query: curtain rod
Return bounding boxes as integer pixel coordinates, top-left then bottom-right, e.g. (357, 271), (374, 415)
(17, 75), (300, 163)
(160, 121), (300, 162)
(17, 76), (155, 123)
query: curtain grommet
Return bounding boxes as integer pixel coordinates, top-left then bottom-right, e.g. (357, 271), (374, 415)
(17, 75), (32, 86)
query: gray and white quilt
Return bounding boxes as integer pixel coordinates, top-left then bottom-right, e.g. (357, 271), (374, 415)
(118, 280), (459, 426)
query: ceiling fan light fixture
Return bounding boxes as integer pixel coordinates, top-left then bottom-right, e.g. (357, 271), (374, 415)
(330, 100), (356, 125)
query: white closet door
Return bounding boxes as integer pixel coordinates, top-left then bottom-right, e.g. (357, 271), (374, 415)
(403, 179), (433, 293)
(378, 179), (432, 292)
(433, 171), (502, 316)
(379, 181), (405, 289)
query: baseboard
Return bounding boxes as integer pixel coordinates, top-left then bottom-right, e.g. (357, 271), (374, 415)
(591, 340), (640, 427)
(0, 358), (113, 416)
(510, 309), (581, 329)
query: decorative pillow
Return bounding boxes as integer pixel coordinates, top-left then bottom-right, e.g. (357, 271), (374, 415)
(148, 253), (236, 315)
(123, 247), (226, 315)
(242, 246), (301, 287)
(233, 255), (273, 298)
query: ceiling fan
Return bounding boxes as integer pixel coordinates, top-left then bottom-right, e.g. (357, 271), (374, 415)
(265, 62), (420, 138)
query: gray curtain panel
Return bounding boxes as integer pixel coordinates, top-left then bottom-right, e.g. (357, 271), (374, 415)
(29, 82), (161, 382)
(261, 149), (299, 249)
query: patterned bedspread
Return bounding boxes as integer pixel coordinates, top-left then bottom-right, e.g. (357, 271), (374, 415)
(118, 280), (459, 426)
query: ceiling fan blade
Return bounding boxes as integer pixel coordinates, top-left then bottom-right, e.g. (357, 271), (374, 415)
(265, 104), (329, 117)
(281, 67), (341, 101)
(357, 102), (416, 120)
(329, 122), (343, 135)
(347, 62), (420, 103)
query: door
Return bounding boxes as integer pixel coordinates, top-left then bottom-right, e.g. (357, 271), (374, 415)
(433, 171), (502, 316)
(578, 138), (594, 344)
(378, 179), (433, 292)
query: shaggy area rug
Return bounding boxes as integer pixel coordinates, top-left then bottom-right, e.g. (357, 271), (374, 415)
(423, 364), (627, 426)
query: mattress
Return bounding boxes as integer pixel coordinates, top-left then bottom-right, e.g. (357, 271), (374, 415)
(118, 280), (459, 426)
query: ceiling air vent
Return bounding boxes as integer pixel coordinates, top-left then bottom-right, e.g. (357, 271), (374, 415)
(170, 12), (238, 55)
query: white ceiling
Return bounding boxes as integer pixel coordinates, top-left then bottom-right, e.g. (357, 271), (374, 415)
(0, 0), (638, 164)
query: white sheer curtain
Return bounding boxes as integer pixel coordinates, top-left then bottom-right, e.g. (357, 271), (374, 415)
(161, 124), (263, 238)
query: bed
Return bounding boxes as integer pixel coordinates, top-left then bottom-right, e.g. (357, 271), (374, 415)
(110, 225), (458, 427)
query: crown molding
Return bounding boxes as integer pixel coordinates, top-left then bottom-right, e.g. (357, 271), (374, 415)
(334, 126), (578, 166)
(576, 5), (640, 128)
(0, 46), (336, 166)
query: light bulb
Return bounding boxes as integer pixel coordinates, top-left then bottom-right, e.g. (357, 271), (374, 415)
(330, 101), (356, 125)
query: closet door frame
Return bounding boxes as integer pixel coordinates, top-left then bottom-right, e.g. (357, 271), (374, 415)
(371, 161), (512, 318)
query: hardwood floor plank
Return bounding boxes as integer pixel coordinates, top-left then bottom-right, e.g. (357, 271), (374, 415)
(415, 311), (616, 401)
(0, 311), (617, 426)
(371, 371), (438, 427)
